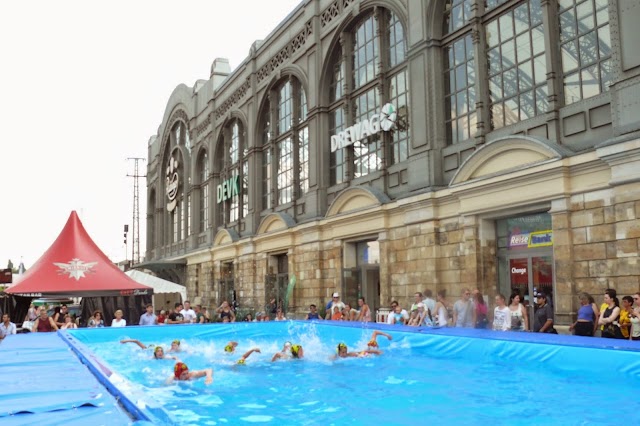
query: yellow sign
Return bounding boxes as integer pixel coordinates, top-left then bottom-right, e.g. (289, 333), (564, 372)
(528, 230), (553, 248)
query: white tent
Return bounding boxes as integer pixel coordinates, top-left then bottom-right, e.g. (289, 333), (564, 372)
(125, 270), (186, 303)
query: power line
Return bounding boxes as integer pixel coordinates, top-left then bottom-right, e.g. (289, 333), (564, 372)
(127, 157), (146, 266)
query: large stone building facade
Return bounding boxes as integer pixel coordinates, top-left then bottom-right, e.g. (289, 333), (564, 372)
(142, 0), (640, 324)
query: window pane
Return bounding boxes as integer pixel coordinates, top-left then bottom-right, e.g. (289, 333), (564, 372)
(445, 35), (476, 144)
(388, 12), (406, 67)
(353, 15), (379, 88)
(298, 126), (309, 195)
(330, 108), (346, 185)
(581, 64), (600, 99)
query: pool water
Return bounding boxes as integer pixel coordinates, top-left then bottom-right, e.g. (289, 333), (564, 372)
(66, 322), (640, 425)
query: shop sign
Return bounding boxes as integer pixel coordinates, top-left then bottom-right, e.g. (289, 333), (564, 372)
(330, 103), (397, 152)
(217, 175), (239, 204)
(509, 234), (529, 247)
(165, 156), (180, 212)
(511, 267), (527, 275)
(528, 230), (553, 247)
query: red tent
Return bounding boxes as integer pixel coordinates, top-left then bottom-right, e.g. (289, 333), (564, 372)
(6, 211), (152, 298)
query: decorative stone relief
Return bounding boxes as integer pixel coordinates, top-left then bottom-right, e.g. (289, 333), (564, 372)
(214, 78), (251, 120)
(256, 20), (313, 84)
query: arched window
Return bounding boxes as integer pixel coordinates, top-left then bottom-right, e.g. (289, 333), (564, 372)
(261, 78), (309, 210)
(328, 8), (409, 186)
(217, 120), (248, 226)
(197, 151), (209, 233)
(442, 0), (611, 143)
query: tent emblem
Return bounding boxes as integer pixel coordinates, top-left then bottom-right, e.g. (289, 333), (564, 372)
(54, 258), (98, 281)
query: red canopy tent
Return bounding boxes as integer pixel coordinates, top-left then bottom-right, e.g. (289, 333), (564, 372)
(7, 211), (152, 298)
(6, 211), (152, 325)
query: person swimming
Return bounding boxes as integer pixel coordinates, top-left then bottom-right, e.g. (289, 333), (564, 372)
(120, 339), (182, 358)
(224, 341), (238, 353)
(168, 362), (213, 385)
(235, 348), (261, 365)
(333, 331), (392, 359)
(271, 341), (304, 361)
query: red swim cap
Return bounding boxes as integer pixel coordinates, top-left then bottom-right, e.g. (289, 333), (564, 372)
(174, 362), (188, 379)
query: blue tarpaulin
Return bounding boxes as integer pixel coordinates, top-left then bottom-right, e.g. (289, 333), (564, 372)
(0, 333), (138, 426)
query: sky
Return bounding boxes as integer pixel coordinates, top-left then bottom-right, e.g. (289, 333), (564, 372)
(0, 0), (303, 270)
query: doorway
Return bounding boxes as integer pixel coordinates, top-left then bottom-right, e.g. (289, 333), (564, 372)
(342, 240), (380, 319)
(497, 213), (554, 328)
(265, 253), (288, 315)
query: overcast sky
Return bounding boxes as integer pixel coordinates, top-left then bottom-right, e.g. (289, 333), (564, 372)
(0, 0), (302, 270)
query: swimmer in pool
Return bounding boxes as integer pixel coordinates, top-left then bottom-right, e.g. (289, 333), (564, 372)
(365, 330), (393, 351)
(271, 341), (304, 361)
(152, 345), (179, 360)
(120, 339), (183, 354)
(333, 342), (381, 359)
(167, 362), (213, 385)
(224, 341), (239, 353)
(236, 348), (261, 365)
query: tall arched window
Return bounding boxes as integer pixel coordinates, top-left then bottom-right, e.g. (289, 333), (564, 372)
(217, 120), (248, 226)
(261, 78), (309, 210)
(328, 8), (409, 185)
(197, 151), (209, 232)
(442, 0), (611, 143)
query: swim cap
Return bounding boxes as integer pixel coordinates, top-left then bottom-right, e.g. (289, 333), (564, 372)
(172, 339), (180, 345)
(337, 343), (347, 351)
(236, 358), (246, 365)
(367, 339), (378, 348)
(224, 344), (234, 352)
(153, 346), (164, 358)
(291, 344), (301, 357)
(174, 362), (188, 379)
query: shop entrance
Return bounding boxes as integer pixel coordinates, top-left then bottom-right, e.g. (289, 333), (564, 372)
(342, 240), (380, 319)
(497, 213), (554, 329)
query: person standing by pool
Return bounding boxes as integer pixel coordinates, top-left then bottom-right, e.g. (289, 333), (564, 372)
(87, 310), (104, 328)
(305, 304), (322, 320)
(492, 294), (511, 331)
(167, 303), (186, 324)
(355, 297), (371, 322)
(410, 292), (424, 312)
(629, 292), (640, 341)
(0, 313), (17, 340)
(508, 293), (529, 332)
(32, 309), (58, 332)
(473, 290), (488, 329)
(325, 292), (345, 319)
(533, 292), (556, 334)
(598, 289), (621, 339)
(169, 362), (213, 385)
(453, 288), (476, 328)
(619, 296), (634, 339)
(139, 304), (157, 326)
(181, 301), (196, 324)
(274, 308), (287, 321)
(111, 310), (127, 327)
(60, 315), (77, 330)
(422, 289), (437, 316)
(434, 290), (450, 327)
(569, 293), (599, 336)
(217, 301), (236, 323)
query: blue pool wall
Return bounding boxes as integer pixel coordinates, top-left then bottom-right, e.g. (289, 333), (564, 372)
(61, 321), (640, 423)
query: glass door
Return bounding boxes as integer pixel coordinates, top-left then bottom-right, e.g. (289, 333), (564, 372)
(502, 254), (554, 330)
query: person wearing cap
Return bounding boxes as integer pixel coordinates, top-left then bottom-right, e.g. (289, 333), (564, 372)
(120, 339), (183, 354)
(333, 342), (380, 359)
(224, 341), (239, 353)
(168, 362), (213, 385)
(271, 341), (304, 361)
(325, 292), (345, 319)
(366, 330), (392, 350)
(236, 348), (262, 365)
(533, 292), (556, 333)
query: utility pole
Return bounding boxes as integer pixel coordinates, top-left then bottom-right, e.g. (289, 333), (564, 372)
(127, 157), (146, 265)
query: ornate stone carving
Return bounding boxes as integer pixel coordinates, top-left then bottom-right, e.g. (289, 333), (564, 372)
(214, 78), (251, 120)
(195, 115), (211, 137)
(256, 20), (313, 84)
(321, 0), (355, 29)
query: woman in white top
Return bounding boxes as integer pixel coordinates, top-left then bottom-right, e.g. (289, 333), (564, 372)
(356, 297), (371, 322)
(274, 308), (287, 321)
(434, 290), (449, 327)
(508, 293), (529, 331)
(111, 309), (127, 327)
(60, 314), (78, 330)
(493, 294), (511, 331)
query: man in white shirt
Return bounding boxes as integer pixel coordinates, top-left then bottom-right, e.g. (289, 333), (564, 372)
(386, 301), (409, 325)
(422, 289), (437, 315)
(0, 313), (17, 339)
(180, 301), (197, 323)
(325, 292), (346, 319)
